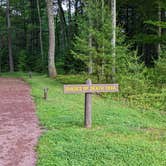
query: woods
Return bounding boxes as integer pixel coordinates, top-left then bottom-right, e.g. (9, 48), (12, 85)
(0, 0), (166, 101)
(0, 0), (166, 110)
(0, 1), (166, 165)
(0, 0), (165, 73)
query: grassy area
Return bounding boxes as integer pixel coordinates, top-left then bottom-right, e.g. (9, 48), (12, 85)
(1, 73), (166, 166)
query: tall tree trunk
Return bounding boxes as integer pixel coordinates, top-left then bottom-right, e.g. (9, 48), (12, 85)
(46, 0), (57, 77)
(74, 0), (79, 34)
(88, 3), (92, 74)
(37, 0), (44, 60)
(6, 0), (14, 72)
(158, 3), (161, 57)
(88, 31), (93, 74)
(58, 0), (68, 54)
(68, 0), (72, 46)
(111, 0), (116, 82)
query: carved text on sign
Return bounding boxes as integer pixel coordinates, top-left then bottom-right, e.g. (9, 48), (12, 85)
(64, 84), (119, 94)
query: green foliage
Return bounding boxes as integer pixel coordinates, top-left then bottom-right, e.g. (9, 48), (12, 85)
(17, 50), (27, 71)
(1, 73), (165, 165)
(119, 74), (149, 97)
(72, 1), (114, 81)
(71, 1), (143, 84)
(133, 33), (162, 44)
(154, 53), (166, 84)
(145, 20), (166, 29)
(24, 74), (165, 166)
(128, 92), (166, 111)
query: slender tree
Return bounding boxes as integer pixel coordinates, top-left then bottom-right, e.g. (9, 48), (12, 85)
(6, 0), (14, 72)
(57, 0), (68, 55)
(111, 0), (116, 82)
(158, 2), (161, 56)
(68, 0), (72, 44)
(37, 0), (44, 60)
(46, 0), (57, 77)
(88, 2), (92, 74)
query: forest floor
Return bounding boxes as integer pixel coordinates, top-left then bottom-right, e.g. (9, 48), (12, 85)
(0, 77), (41, 166)
(0, 73), (166, 166)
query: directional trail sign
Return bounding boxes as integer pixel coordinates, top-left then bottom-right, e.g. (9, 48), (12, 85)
(64, 84), (119, 94)
(64, 79), (119, 128)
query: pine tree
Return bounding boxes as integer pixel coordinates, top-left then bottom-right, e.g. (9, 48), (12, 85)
(72, 0), (114, 82)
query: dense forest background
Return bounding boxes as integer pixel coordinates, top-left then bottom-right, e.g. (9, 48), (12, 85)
(0, 0), (166, 72)
(0, 1), (165, 164)
(0, 0), (166, 110)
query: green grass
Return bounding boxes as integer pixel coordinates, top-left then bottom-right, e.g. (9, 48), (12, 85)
(1, 72), (166, 166)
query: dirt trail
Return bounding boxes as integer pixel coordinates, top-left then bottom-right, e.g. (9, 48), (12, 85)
(0, 78), (41, 166)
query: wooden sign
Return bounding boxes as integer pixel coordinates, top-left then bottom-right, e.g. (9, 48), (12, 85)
(64, 79), (119, 129)
(64, 84), (119, 94)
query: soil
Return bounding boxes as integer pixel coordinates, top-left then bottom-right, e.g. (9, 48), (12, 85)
(0, 78), (41, 166)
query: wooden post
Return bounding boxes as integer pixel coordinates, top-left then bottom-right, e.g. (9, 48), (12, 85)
(64, 81), (119, 128)
(44, 88), (49, 100)
(84, 79), (92, 128)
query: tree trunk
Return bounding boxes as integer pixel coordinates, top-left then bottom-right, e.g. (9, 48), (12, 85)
(158, 3), (161, 57)
(46, 0), (57, 78)
(6, 0), (14, 72)
(101, 0), (105, 76)
(88, 32), (93, 74)
(111, 0), (116, 82)
(68, 0), (72, 47)
(37, 0), (44, 60)
(88, 3), (92, 74)
(58, 0), (68, 54)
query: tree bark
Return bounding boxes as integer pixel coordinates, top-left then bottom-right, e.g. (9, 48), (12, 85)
(158, 3), (161, 57)
(68, 0), (72, 46)
(6, 0), (14, 72)
(88, 2), (93, 74)
(46, 0), (57, 77)
(37, 0), (44, 60)
(58, 0), (68, 53)
(111, 0), (116, 82)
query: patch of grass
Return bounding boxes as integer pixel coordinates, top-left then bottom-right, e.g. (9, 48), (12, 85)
(1, 73), (166, 166)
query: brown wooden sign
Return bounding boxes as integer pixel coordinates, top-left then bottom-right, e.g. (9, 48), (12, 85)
(64, 84), (119, 94)
(64, 79), (119, 129)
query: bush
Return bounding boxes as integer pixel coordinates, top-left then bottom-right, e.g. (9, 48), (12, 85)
(154, 53), (166, 84)
(128, 89), (166, 111)
(18, 50), (27, 71)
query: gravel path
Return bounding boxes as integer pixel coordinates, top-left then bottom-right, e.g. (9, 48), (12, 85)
(0, 78), (41, 166)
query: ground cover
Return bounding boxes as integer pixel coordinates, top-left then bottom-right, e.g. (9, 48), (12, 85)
(1, 73), (166, 166)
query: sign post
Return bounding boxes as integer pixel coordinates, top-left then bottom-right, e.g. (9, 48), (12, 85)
(64, 79), (119, 128)
(85, 79), (92, 128)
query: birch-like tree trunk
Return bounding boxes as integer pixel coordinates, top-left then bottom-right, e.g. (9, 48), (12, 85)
(88, 35), (93, 74)
(46, 0), (57, 77)
(6, 0), (14, 72)
(111, 0), (116, 82)
(88, 4), (93, 74)
(158, 3), (161, 57)
(101, 0), (105, 76)
(68, 0), (72, 44)
(37, 0), (44, 60)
